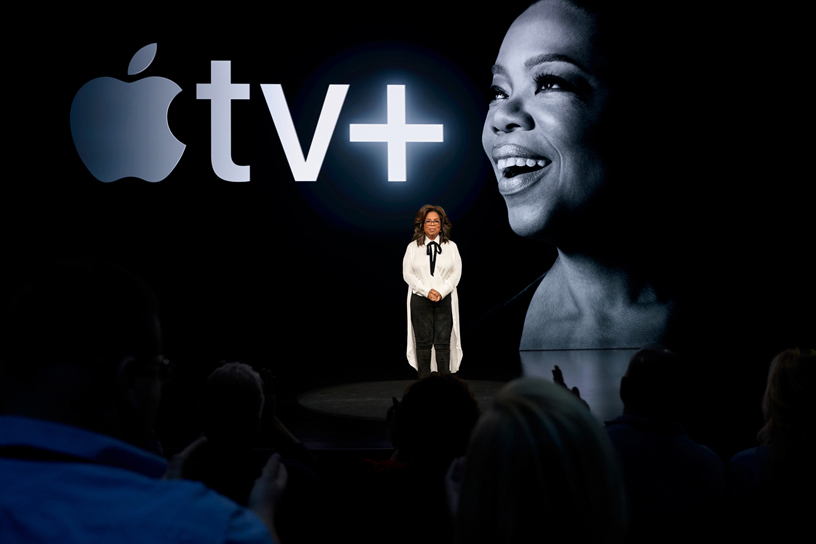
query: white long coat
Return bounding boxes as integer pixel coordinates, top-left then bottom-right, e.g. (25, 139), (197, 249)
(403, 238), (463, 373)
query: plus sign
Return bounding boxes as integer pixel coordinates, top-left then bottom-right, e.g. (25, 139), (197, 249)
(349, 85), (443, 182)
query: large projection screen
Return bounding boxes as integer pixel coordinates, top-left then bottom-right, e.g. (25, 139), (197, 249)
(6, 2), (813, 443)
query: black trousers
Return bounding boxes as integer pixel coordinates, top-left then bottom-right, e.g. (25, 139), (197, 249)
(410, 293), (452, 379)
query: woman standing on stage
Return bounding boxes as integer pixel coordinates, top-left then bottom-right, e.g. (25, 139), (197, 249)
(403, 205), (463, 379)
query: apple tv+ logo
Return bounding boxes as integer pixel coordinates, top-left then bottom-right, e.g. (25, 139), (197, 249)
(70, 44), (444, 184)
(70, 44), (185, 183)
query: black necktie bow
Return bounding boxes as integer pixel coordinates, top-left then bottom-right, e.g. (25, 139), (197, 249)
(427, 241), (442, 276)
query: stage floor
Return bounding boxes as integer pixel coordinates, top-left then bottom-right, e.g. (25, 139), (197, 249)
(289, 349), (635, 450)
(297, 379), (506, 421)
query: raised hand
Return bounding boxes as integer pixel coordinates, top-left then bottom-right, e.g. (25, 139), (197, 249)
(445, 456), (466, 517)
(552, 365), (567, 388)
(552, 365), (589, 410)
(248, 453), (289, 541)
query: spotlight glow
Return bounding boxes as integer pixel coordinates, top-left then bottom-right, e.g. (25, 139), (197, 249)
(349, 85), (443, 182)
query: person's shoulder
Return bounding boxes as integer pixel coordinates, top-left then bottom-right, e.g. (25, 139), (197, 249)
(675, 435), (724, 474)
(603, 416), (629, 433)
(727, 446), (770, 497)
(728, 446), (769, 471)
(0, 462), (271, 544)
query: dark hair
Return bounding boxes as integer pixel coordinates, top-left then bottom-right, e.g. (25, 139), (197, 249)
(4, 259), (161, 378)
(412, 204), (452, 246)
(390, 373), (480, 463)
(622, 345), (687, 421)
(759, 348), (816, 448)
(202, 362), (265, 447)
(755, 348), (816, 513)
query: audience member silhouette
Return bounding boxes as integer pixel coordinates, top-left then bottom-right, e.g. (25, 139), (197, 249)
(0, 260), (286, 543)
(347, 373), (481, 544)
(188, 362), (267, 505)
(453, 377), (627, 544)
(604, 344), (724, 544)
(186, 362), (321, 544)
(728, 347), (815, 539)
(389, 373), (481, 468)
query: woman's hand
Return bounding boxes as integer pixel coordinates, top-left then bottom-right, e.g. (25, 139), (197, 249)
(428, 289), (442, 302)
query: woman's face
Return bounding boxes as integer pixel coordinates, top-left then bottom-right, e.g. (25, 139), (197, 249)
(483, 0), (609, 241)
(425, 212), (442, 240)
(424, 211), (441, 240)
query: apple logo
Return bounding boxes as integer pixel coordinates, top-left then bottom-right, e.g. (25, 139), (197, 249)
(70, 43), (185, 182)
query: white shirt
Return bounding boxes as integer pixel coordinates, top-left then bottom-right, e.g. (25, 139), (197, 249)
(402, 236), (462, 299)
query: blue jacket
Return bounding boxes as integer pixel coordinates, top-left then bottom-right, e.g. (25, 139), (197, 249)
(0, 416), (272, 544)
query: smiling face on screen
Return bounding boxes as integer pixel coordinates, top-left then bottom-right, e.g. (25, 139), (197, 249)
(483, 0), (611, 243)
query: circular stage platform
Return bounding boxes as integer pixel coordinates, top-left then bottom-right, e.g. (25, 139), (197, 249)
(297, 379), (507, 421)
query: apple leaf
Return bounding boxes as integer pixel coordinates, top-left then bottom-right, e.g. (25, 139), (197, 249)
(128, 43), (158, 76)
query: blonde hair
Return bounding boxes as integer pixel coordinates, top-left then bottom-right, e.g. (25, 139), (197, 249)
(456, 378), (626, 543)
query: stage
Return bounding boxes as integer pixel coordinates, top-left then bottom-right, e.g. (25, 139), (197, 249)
(284, 349), (634, 450)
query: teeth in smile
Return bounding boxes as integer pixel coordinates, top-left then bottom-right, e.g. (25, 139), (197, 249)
(497, 157), (549, 171)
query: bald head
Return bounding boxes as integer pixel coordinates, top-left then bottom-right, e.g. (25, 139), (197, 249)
(620, 344), (686, 421)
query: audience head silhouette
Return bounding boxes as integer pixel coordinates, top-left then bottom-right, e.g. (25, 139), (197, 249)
(758, 347), (816, 449)
(607, 345), (724, 544)
(756, 347), (816, 498)
(620, 344), (686, 422)
(202, 362), (265, 449)
(727, 348), (816, 539)
(390, 373), (480, 465)
(456, 377), (626, 544)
